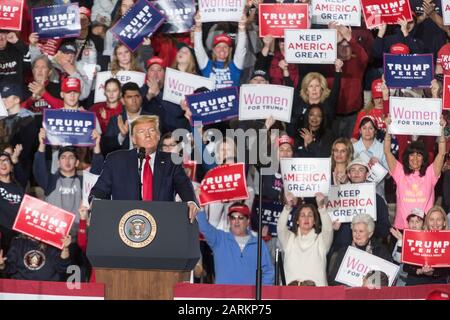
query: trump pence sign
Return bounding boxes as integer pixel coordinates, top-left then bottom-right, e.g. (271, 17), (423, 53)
(402, 230), (450, 267)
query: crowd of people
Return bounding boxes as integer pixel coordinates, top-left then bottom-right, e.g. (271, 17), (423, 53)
(1, 0), (450, 291)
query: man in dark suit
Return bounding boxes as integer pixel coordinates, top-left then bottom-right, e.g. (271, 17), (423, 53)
(90, 115), (199, 222)
(101, 82), (159, 155)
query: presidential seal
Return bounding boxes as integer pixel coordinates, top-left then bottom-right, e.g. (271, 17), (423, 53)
(23, 250), (46, 271)
(118, 209), (157, 248)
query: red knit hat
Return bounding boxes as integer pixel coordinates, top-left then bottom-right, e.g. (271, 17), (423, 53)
(228, 204), (250, 217)
(213, 34), (232, 47)
(390, 43), (410, 55)
(371, 78), (383, 99)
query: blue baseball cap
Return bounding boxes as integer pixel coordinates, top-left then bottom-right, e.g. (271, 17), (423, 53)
(1, 84), (23, 100)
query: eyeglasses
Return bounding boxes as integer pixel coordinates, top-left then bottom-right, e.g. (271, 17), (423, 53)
(229, 215), (247, 221)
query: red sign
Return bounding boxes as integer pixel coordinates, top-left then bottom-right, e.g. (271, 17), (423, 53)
(0, 0), (24, 31)
(199, 163), (249, 206)
(443, 76), (450, 110)
(183, 159), (197, 182)
(360, 0), (413, 28)
(13, 195), (75, 249)
(402, 230), (450, 267)
(259, 3), (309, 38)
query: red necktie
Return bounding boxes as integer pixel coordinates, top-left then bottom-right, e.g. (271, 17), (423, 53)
(142, 155), (153, 201)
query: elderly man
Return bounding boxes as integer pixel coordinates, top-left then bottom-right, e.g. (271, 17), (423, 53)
(90, 115), (199, 222)
(196, 203), (274, 285)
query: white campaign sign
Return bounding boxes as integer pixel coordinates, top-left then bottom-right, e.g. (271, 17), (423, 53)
(82, 170), (99, 207)
(326, 183), (377, 223)
(443, 0), (450, 25)
(388, 97), (442, 136)
(311, 0), (361, 26)
(335, 246), (400, 287)
(94, 71), (146, 103)
(199, 0), (246, 22)
(358, 151), (388, 184)
(0, 94), (7, 118)
(238, 84), (293, 123)
(163, 68), (215, 105)
(285, 29), (337, 64)
(280, 158), (331, 198)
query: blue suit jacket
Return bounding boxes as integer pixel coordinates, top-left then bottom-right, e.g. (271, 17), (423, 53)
(90, 148), (197, 203)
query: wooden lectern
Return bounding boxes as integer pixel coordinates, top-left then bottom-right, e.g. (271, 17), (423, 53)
(87, 200), (200, 300)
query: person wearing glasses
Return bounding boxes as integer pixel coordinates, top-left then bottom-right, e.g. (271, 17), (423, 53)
(196, 203), (274, 285)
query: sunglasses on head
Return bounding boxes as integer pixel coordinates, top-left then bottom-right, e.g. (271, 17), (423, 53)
(229, 214), (247, 221)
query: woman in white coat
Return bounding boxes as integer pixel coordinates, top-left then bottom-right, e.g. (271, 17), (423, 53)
(277, 192), (333, 286)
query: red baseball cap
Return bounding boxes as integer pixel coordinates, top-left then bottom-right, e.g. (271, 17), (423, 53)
(61, 77), (81, 93)
(426, 290), (450, 300)
(228, 204), (250, 218)
(390, 43), (410, 55)
(213, 34), (232, 47)
(437, 43), (450, 75)
(277, 134), (294, 147)
(371, 78), (383, 99)
(146, 56), (165, 68)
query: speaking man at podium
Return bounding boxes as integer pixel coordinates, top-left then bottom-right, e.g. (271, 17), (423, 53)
(90, 115), (199, 222)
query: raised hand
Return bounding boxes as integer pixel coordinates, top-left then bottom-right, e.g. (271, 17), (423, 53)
(117, 115), (129, 138)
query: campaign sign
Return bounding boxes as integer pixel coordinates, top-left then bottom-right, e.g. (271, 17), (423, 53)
(152, 0), (195, 33)
(410, 0), (442, 15)
(186, 87), (238, 125)
(384, 54), (434, 88)
(443, 76), (450, 110)
(402, 230), (450, 267)
(258, 4), (309, 38)
(82, 170), (99, 207)
(335, 246), (399, 287)
(251, 197), (284, 237)
(183, 160), (197, 182)
(326, 183), (377, 223)
(110, 0), (166, 52)
(358, 150), (388, 184)
(388, 97), (442, 136)
(444, 0), (450, 25)
(163, 68), (215, 104)
(285, 29), (337, 64)
(12, 195), (75, 249)
(0, 0), (24, 31)
(43, 109), (96, 146)
(311, 0), (361, 26)
(199, 0), (246, 22)
(239, 84), (293, 123)
(280, 158), (331, 198)
(360, 0), (413, 28)
(94, 71), (146, 103)
(199, 163), (249, 206)
(32, 3), (81, 39)
(0, 94), (7, 118)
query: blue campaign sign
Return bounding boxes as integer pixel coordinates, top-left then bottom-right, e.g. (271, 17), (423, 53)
(32, 3), (81, 39)
(251, 197), (285, 237)
(110, 0), (166, 52)
(384, 54), (434, 88)
(43, 109), (96, 146)
(185, 87), (239, 125)
(152, 0), (195, 34)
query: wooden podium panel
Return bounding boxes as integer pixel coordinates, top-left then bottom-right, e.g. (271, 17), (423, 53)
(95, 268), (191, 300)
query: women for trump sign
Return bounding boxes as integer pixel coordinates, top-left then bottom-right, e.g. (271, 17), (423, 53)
(284, 29), (337, 64)
(335, 246), (399, 287)
(280, 158), (331, 198)
(199, 163), (249, 206)
(199, 0), (246, 22)
(258, 3), (309, 38)
(402, 230), (450, 267)
(239, 84), (293, 123)
(388, 97), (442, 136)
(13, 195), (75, 249)
(326, 183), (377, 223)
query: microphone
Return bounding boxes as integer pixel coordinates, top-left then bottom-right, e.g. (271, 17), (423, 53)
(138, 147), (146, 201)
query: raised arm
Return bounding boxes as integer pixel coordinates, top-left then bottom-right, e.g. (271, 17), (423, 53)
(384, 115), (397, 173)
(433, 115), (447, 176)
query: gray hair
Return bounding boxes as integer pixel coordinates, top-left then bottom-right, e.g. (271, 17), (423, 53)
(351, 214), (375, 234)
(32, 54), (53, 70)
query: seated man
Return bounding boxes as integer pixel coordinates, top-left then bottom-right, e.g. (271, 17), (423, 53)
(196, 203), (274, 285)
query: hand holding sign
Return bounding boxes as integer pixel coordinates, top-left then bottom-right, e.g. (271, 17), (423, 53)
(194, 11), (202, 31)
(335, 58), (344, 72)
(315, 192), (327, 209)
(238, 14), (247, 31)
(0, 249), (6, 268)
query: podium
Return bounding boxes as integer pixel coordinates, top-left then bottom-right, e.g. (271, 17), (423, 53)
(87, 200), (200, 300)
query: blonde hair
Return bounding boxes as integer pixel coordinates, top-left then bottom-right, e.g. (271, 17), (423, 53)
(171, 48), (197, 75)
(331, 138), (354, 170)
(111, 43), (143, 75)
(424, 206), (448, 230)
(300, 72), (331, 103)
(131, 115), (160, 136)
(212, 46), (233, 69)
